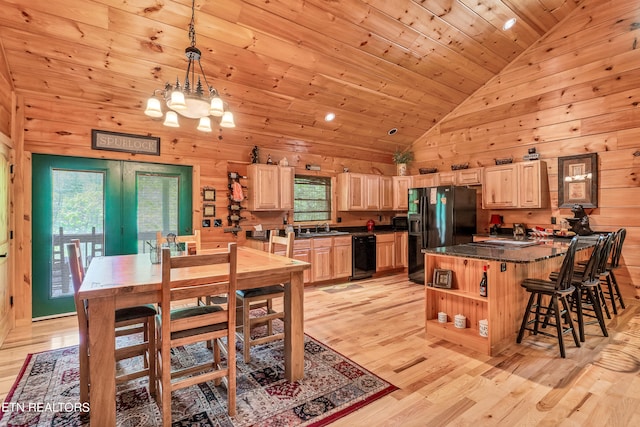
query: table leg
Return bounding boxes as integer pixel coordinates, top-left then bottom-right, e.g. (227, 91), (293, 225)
(284, 271), (304, 381)
(87, 296), (116, 425)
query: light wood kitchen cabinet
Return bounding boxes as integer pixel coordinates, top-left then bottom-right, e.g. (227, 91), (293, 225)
(293, 239), (312, 284)
(519, 161), (549, 208)
(482, 164), (519, 208)
(394, 231), (407, 268)
(311, 238), (332, 282)
(379, 176), (394, 210)
(246, 164), (294, 211)
(376, 233), (395, 272)
(332, 236), (352, 279)
(337, 173), (394, 211)
(438, 171), (456, 186)
(364, 175), (380, 210)
(337, 173), (366, 210)
(412, 173), (439, 188)
(456, 168), (483, 186)
(392, 176), (412, 211)
(279, 165), (295, 209)
(482, 161), (548, 209)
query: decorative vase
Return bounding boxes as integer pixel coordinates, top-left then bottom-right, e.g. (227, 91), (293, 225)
(397, 163), (407, 176)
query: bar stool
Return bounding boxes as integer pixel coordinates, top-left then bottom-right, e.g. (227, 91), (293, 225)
(517, 236), (580, 358)
(602, 228), (626, 314)
(567, 235), (609, 342)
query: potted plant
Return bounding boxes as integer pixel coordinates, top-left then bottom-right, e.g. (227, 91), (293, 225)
(392, 149), (414, 176)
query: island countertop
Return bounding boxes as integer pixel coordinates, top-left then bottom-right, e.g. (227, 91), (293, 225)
(422, 236), (596, 263)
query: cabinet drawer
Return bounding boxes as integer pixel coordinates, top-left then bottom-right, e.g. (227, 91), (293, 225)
(294, 239), (311, 250)
(312, 238), (332, 248)
(375, 233), (395, 242)
(333, 236), (351, 246)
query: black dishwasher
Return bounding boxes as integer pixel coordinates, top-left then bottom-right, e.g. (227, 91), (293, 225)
(352, 234), (376, 280)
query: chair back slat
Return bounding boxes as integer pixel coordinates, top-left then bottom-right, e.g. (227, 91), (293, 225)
(268, 231), (294, 258)
(555, 236), (579, 291)
(160, 243), (237, 337)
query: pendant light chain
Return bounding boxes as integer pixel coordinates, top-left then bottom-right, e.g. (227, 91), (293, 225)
(189, 0), (196, 48)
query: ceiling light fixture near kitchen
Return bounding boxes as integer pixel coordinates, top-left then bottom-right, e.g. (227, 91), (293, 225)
(503, 18), (517, 31)
(143, 0), (235, 131)
(324, 112), (336, 122)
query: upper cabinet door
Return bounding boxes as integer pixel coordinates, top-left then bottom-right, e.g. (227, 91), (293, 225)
(413, 173), (439, 188)
(337, 173), (365, 210)
(482, 164), (519, 208)
(456, 168), (483, 186)
(519, 161), (549, 208)
(279, 166), (294, 210)
(364, 175), (380, 210)
(247, 164), (280, 210)
(392, 176), (412, 211)
(379, 176), (394, 210)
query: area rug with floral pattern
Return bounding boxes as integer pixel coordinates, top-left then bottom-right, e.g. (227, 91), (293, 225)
(0, 331), (396, 426)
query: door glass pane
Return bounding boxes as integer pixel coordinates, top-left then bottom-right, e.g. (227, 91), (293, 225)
(136, 173), (179, 252)
(51, 170), (104, 298)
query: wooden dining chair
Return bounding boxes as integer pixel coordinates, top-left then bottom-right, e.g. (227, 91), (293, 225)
(66, 240), (157, 405)
(156, 243), (237, 422)
(236, 231), (294, 362)
(156, 230), (201, 254)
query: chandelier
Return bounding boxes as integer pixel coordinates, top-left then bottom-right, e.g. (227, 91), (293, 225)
(143, 0), (235, 131)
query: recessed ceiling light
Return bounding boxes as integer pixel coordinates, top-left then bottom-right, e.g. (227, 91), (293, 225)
(503, 18), (516, 31)
(324, 112), (335, 122)
(388, 128), (398, 135)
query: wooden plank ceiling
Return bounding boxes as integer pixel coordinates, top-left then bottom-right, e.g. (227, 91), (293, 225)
(0, 0), (584, 162)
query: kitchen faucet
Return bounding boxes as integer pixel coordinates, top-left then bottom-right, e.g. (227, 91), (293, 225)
(316, 222), (330, 233)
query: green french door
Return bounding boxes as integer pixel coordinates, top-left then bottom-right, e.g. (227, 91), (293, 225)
(32, 155), (192, 318)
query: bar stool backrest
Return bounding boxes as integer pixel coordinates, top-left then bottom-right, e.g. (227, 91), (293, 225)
(555, 236), (579, 291)
(610, 228), (626, 269)
(582, 235), (607, 283)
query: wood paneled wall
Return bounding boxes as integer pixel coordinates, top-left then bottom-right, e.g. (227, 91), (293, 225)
(21, 94), (396, 238)
(0, 39), (11, 136)
(411, 0), (640, 300)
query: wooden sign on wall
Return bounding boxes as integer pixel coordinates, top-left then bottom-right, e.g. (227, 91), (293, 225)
(91, 129), (160, 156)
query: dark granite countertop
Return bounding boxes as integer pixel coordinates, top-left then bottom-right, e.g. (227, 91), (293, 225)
(422, 236), (597, 263)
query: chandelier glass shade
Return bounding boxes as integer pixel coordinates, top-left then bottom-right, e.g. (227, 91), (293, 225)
(143, 0), (235, 132)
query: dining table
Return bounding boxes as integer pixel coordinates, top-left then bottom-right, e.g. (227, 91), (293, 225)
(78, 245), (310, 425)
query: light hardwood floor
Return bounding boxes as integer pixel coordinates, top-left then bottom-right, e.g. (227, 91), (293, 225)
(1, 274), (639, 426)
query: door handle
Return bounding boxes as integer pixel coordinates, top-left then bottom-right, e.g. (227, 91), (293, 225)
(0, 253), (6, 257)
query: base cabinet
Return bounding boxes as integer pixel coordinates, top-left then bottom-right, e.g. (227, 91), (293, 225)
(332, 236), (352, 279)
(293, 240), (311, 284)
(311, 238), (332, 282)
(376, 233), (395, 272)
(394, 232), (407, 268)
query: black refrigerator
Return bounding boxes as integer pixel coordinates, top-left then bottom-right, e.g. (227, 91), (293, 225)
(408, 186), (477, 284)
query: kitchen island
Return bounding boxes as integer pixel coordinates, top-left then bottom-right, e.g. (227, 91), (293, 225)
(422, 237), (595, 356)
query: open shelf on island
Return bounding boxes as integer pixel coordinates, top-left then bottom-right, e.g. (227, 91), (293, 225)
(427, 286), (488, 302)
(426, 319), (488, 354)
